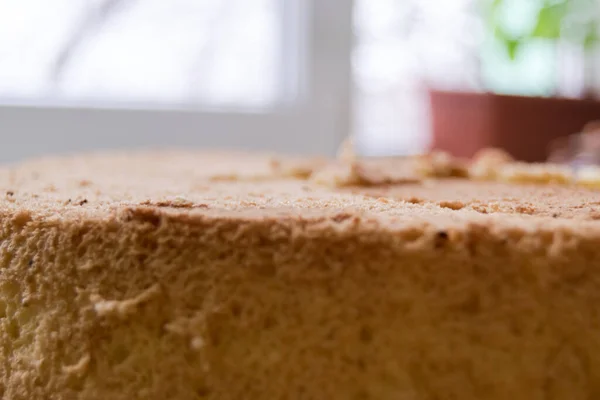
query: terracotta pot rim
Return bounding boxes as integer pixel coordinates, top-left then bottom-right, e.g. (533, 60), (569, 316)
(427, 89), (600, 106)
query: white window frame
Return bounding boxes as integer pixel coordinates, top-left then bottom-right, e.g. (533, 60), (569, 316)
(0, 0), (353, 163)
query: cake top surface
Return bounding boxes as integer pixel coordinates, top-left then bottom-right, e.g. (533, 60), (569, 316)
(1, 149), (600, 234)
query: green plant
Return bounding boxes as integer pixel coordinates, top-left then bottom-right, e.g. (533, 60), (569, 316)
(483, 0), (600, 60)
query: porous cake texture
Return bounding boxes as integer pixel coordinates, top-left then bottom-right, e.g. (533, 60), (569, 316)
(2, 150), (600, 400)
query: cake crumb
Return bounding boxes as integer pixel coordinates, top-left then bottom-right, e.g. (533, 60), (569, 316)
(438, 200), (465, 210)
(190, 336), (205, 350)
(575, 165), (600, 188)
(336, 136), (356, 163)
(415, 151), (468, 178)
(497, 163), (573, 185)
(91, 284), (161, 319)
(62, 353), (90, 376)
(469, 148), (514, 180)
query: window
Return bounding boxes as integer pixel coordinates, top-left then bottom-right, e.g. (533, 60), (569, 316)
(0, 0), (284, 106)
(353, 0), (480, 156)
(0, 0), (352, 162)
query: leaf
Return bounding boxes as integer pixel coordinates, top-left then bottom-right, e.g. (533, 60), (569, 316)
(584, 27), (600, 49)
(531, 3), (568, 39)
(494, 26), (521, 60)
(505, 39), (521, 60)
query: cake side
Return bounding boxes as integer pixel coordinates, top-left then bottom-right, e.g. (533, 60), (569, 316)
(2, 203), (600, 399)
(2, 151), (600, 399)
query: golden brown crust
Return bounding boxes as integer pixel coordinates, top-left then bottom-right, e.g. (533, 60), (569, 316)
(2, 150), (600, 400)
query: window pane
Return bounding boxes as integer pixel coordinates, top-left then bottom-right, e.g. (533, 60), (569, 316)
(0, 0), (282, 107)
(353, 0), (480, 155)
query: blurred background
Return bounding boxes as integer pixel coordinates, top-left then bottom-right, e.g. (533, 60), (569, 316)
(0, 0), (600, 162)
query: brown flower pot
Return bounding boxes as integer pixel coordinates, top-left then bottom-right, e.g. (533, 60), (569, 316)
(429, 89), (600, 162)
